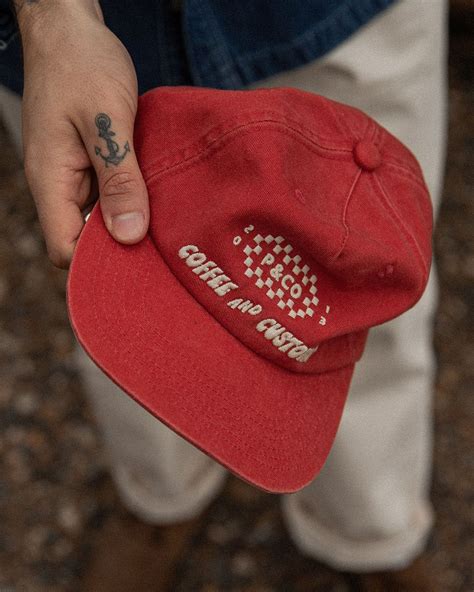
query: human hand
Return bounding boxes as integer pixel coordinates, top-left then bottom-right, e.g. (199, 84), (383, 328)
(16, 0), (149, 268)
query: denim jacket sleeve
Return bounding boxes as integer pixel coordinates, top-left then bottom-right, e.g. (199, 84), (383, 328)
(0, 1), (17, 50)
(0, 0), (23, 94)
(182, 0), (396, 89)
(0, 0), (396, 97)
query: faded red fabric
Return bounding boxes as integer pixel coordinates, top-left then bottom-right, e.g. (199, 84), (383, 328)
(67, 87), (432, 493)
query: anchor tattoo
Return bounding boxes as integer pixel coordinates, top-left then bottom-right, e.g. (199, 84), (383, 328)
(94, 113), (130, 167)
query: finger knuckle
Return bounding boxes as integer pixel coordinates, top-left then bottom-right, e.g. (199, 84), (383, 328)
(100, 171), (141, 202)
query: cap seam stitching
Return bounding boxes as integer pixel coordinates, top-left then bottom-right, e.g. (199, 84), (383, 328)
(383, 162), (429, 192)
(372, 174), (429, 281)
(138, 107), (353, 158)
(139, 108), (352, 170)
(372, 127), (428, 192)
(333, 168), (363, 260)
(373, 123), (382, 147)
(143, 120), (354, 183)
(386, 153), (423, 172)
(324, 99), (356, 138)
(333, 119), (383, 261)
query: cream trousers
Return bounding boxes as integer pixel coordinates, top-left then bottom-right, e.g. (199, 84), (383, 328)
(0, 0), (447, 572)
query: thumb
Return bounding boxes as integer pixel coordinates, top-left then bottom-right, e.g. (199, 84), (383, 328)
(87, 110), (149, 244)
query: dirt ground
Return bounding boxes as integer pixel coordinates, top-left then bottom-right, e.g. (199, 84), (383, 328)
(0, 14), (472, 592)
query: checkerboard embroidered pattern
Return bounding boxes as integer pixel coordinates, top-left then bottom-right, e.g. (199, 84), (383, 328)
(242, 233), (319, 319)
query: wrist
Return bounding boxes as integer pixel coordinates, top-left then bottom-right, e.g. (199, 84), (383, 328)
(14, 0), (103, 41)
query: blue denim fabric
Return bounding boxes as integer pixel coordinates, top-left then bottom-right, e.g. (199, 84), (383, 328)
(0, 0), (395, 96)
(0, 3), (21, 93)
(182, 0), (395, 88)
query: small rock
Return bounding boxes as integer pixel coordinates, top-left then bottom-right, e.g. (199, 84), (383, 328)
(57, 503), (82, 534)
(24, 526), (51, 561)
(231, 551), (256, 578)
(13, 390), (39, 416)
(16, 233), (41, 259)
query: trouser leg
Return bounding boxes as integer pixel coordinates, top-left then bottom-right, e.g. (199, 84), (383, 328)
(250, 0), (447, 570)
(75, 347), (227, 524)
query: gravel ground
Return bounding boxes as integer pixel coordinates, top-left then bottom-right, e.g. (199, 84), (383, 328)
(0, 18), (472, 592)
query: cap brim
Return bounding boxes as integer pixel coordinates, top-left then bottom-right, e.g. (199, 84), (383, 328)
(67, 207), (354, 493)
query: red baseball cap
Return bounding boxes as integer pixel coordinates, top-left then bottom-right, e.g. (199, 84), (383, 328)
(67, 87), (432, 493)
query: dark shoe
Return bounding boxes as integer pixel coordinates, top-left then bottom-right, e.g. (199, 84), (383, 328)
(346, 555), (441, 592)
(80, 508), (201, 592)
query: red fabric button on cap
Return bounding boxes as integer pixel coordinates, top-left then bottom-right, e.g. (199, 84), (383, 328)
(353, 140), (382, 171)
